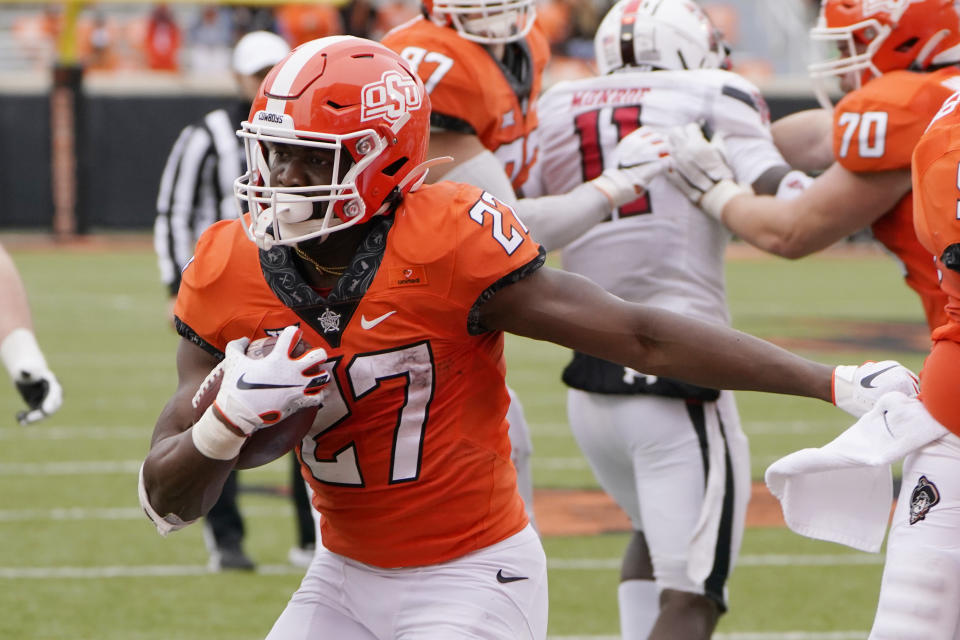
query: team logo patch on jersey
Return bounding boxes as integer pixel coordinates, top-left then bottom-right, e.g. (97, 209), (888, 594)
(501, 109), (515, 129)
(909, 475), (940, 525)
(388, 265), (428, 287)
(361, 70), (422, 125)
(317, 309), (341, 333)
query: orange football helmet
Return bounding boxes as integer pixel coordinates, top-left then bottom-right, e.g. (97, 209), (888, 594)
(234, 36), (432, 249)
(423, 0), (537, 44)
(809, 0), (960, 106)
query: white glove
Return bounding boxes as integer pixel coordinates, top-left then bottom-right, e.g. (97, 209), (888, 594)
(590, 127), (671, 208)
(213, 326), (329, 434)
(0, 328), (63, 426)
(833, 360), (919, 417)
(191, 326), (329, 460)
(664, 122), (752, 220)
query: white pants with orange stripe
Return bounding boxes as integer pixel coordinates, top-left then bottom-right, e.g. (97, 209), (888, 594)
(265, 524), (547, 640)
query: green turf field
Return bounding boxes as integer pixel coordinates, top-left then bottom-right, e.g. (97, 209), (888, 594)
(0, 239), (928, 639)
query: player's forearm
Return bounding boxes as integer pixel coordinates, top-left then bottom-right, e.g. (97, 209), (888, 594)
(142, 432), (235, 522)
(771, 109), (835, 174)
(721, 194), (831, 259)
(626, 305), (834, 400)
(485, 269), (834, 402)
(0, 245), (34, 339)
(514, 183), (610, 252)
(143, 398), (235, 522)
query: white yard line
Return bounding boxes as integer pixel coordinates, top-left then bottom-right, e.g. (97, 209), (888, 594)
(0, 460), (142, 475)
(0, 426), (147, 440)
(0, 505), (291, 522)
(0, 553), (881, 579)
(0, 457), (598, 474)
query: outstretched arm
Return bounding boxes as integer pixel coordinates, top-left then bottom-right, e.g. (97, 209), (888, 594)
(480, 267), (916, 411)
(665, 124), (911, 258)
(718, 164), (910, 259)
(481, 266), (832, 398)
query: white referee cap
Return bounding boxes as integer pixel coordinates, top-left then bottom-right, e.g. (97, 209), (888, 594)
(232, 31), (291, 76)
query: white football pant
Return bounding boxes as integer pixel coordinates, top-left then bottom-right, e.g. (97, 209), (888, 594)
(567, 389), (750, 605)
(265, 524), (546, 640)
(870, 432), (960, 640)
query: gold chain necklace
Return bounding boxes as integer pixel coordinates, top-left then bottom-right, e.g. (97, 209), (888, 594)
(293, 246), (348, 277)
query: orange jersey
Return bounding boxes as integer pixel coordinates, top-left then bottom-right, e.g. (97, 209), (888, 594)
(382, 17), (550, 192)
(174, 182), (544, 567)
(909, 91), (960, 435)
(833, 68), (960, 331)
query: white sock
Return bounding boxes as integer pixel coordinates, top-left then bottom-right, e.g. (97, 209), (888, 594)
(618, 579), (659, 639)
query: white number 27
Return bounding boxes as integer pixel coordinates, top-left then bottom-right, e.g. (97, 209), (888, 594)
(299, 342), (435, 487)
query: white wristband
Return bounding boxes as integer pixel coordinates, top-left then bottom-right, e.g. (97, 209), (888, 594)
(832, 364), (857, 411)
(0, 327), (47, 379)
(701, 180), (753, 221)
(138, 463), (196, 536)
(191, 406), (247, 460)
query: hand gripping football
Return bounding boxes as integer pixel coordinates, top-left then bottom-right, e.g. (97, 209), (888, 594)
(192, 332), (325, 469)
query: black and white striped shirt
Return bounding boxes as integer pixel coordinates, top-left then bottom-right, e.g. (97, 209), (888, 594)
(153, 101), (247, 296)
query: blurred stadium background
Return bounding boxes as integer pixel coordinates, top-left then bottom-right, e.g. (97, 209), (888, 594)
(0, 1), (927, 639)
(0, 0), (826, 236)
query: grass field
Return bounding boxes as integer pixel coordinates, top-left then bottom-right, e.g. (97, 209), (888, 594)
(0, 237), (928, 639)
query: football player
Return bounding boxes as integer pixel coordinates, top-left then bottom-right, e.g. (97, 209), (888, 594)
(853, 91), (960, 639)
(380, 0), (657, 527)
(523, 0), (816, 637)
(666, 0), (960, 334)
(0, 241), (62, 426)
(137, 37), (918, 639)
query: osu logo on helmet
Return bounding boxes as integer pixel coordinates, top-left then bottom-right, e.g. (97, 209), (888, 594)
(361, 70), (423, 124)
(233, 36), (432, 249)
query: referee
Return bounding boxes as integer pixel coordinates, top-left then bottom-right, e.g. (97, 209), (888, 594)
(153, 31), (317, 572)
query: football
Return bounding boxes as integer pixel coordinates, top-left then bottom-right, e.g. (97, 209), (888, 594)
(191, 335), (319, 469)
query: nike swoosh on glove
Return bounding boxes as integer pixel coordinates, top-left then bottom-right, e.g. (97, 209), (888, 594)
(590, 127), (671, 208)
(212, 325), (330, 435)
(832, 360), (919, 417)
(663, 122), (752, 220)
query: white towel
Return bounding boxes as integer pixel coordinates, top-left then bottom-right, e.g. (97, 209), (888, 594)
(765, 392), (949, 553)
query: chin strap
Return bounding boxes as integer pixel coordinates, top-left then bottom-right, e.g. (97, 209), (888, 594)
(917, 29), (952, 68)
(372, 156), (454, 217)
(400, 156), (454, 193)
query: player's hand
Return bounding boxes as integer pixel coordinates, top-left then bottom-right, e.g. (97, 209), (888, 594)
(14, 366), (63, 426)
(211, 326), (330, 435)
(663, 122), (752, 220)
(590, 127), (671, 208)
(832, 360), (919, 417)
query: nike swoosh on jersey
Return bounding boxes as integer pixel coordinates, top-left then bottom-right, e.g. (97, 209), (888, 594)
(360, 310), (397, 330)
(860, 365), (899, 389)
(236, 374), (301, 391)
(496, 569), (528, 584)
